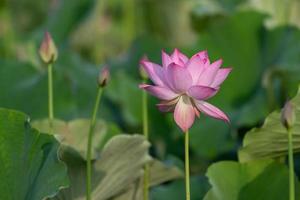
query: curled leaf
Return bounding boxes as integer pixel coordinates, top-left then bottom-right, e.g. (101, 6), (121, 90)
(0, 108), (69, 200)
(239, 86), (300, 162)
(32, 118), (120, 160)
(50, 135), (151, 200)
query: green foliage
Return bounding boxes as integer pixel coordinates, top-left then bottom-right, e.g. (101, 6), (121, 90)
(1, 1), (300, 199)
(191, 0), (300, 30)
(0, 54), (104, 120)
(204, 159), (300, 200)
(0, 108), (69, 200)
(245, 0), (300, 28)
(32, 117), (182, 199)
(197, 11), (265, 106)
(185, 11), (267, 158)
(151, 176), (210, 200)
(239, 86), (300, 162)
(2, 6), (300, 161)
(189, 118), (235, 159)
(112, 159), (183, 199)
(32, 118), (120, 159)
(49, 134), (150, 200)
(106, 71), (143, 126)
(187, 10), (300, 158)
(48, 135), (181, 200)
(45, 0), (93, 43)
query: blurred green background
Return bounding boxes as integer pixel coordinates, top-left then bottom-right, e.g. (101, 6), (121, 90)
(1, 0), (300, 199)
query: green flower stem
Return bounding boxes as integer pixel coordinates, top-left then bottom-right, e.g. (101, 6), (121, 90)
(48, 63), (54, 133)
(86, 87), (103, 200)
(288, 128), (295, 200)
(142, 80), (149, 200)
(185, 130), (190, 200)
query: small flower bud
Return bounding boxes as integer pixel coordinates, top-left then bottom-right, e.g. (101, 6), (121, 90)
(281, 101), (296, 130)
(39, 31), (58, 64)
(139, 55), (149, 80)
(98, 66), (110, 87)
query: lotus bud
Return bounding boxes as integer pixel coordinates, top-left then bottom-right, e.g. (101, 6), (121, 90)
(139, 55), (149, 80)
(39, 31), (58, 64)
(98, 66), (110, 87)
(281, 101), (296, 130)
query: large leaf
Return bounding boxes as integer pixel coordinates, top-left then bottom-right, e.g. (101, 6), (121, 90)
(245, 0), (300, 29)
(0, 54), (110, 120)
(32, 118), (120, 159)
(191, 0), (247, 31)
(239, 86), (300, 162)
(50, 137), (182, 200)
(148, 159), (183, 186)
(50, 134), (151, 200)
(106, 71), (143, 127)
(151, 176), (210, 200)
(195, 10), (300, 110)
(0, 108), (69, 200)
(6, 0), (49, 32)
(204, 159), (300, 200)
(187, 10), (300, 158)
(189, 117), (235, 159)
(197, 11), (265, 107)
(44, 0), (94, 43)
(112, 159), (183, 200)
(259, 26), (300, 99)
(191, 0), (300, 30)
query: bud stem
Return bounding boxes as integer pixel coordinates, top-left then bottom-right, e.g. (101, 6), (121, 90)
(288, 128), (295, 200)
(185, 130), (191, 200)
(86, 87), (103, 200)
(142, 79), (149, 200)
(48, 64), (54, 133)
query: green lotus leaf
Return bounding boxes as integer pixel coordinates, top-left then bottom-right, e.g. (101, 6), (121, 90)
(32, 118), (120, 160)
(204, 159), (300, 200)
(151, 176), (210, 200)
(112, 159), (183, 200)
(239, 86), (300, 162)
(245, 0), (300, 28)
(0, 108), (69, 200)
(50, 134), (151, 200)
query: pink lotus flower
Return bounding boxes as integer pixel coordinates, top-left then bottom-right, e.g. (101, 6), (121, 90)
(139, 49), (231, 132)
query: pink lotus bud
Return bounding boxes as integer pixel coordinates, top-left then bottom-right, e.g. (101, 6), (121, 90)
(39, 32), (58, 64)
(98, 66), (110, 87)
(139, 55), (149, 80)
(281, 101), (296, 130)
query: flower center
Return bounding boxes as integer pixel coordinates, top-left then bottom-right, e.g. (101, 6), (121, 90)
(181, 94), (192, 105)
